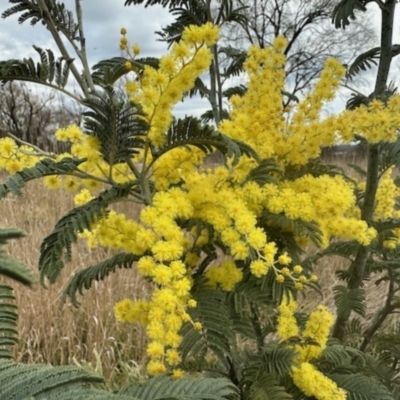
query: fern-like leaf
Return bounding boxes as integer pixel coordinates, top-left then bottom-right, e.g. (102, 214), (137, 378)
(63, 252), (139, 307)
(124, 0), (187, 7)
(346, 93), (370, 110)
(332, 0), (369, 29)
(120, 373), (239, 399)
(0, 286), (18, 360)
(333, 285), (366, 319)
(219, 46), (247, 78)
(346, 47), (380, 79)
(180, 284), (234, 371)
(241, 370), (293, 400)
(2, 0), (79, 39)
(152, 117), (258, 165)
(0, 227), (35, 287)
(155, 1), (208, 45)
(184, 77), (210, 99)
(246, 159), (282, 185)
(222, 85), (247, 99)
(328, 373), (394, 400)
(0, 47), (73, 88)
(39, 184), (136, 285)
(0, 358), (138, 400)
(91, 56), (159, 87)
(82, 89), (148, 166)
(0, 157), (84, 199)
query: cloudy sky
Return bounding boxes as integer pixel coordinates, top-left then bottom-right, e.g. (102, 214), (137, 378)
(0, 1), (399, 119)
(0, 0), (212, 117)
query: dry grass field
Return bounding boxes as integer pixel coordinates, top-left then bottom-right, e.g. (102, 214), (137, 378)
(0, 177), (149, 384)
(0, 152), (397, 383)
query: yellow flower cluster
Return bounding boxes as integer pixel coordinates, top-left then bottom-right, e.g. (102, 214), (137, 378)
(219, 37), (400, 167)
(278, 298), (345, 400)
(125, 23), (217, 149)
(52, 125), (133, 188)
(0, 137), (41, 173)
(372, 167), (400, 221)
(335, 97), (400, 144)
(4, 22), (400, 380)
(265, 174), (376, 248)
(218, 39), (347, 165)
(292, 363), (346, 400)
(85, 188), (201, 375)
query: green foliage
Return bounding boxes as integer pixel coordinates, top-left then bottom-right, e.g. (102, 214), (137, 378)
(152, 117), (258, 165)
(246, 159), (282, 186)
(82, 89), (148, 165)
(124, 0), (187, 10)
(2, 0), (79, 37)
(219, 46), (247, 79)
(63, 252), (139, 307)
(91, 57), (159, 88)
(0, 359), (141, 400)
(181, 284), (234, 371)
(332, 0), (368, 29)
(0, 227), (34, 359)
(333, 286), (366, 319)
(328, 373), (394, 400)
(155, 0), (209, 45)
(346, 47), (380, 80)
(0, 46), (73, 88)
(240, 372), (293, 400)
(119, 373), (239, 399)
(0, 285), (18, 360)
(39, 183), (137, 285)
(259, 211), (323, 251)
(0, 227), (34, 286)
(0, 157), (85, 199)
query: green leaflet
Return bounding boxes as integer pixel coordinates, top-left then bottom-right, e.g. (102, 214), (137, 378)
(39, 183), (137, 285)
(119, 373), (239, 400)
(62, 252), (139, 307)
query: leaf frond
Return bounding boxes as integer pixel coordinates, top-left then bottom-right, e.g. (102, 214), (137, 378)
(332, 0), (368, 29)
(120, 373), (239, 399)
(39, 183), (136, 285)
(82, 89), (148, 165)
(0, 157), (84, 199)
(63, 252), (139, 307)
(152, 117), (258, 165)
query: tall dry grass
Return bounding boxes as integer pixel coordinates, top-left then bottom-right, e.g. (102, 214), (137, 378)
(0, 177), (149, 383)
(0, 152), (396, 383)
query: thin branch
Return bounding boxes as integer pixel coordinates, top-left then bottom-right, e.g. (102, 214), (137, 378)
(75, 0), (95, 92)
(5, 131), (54, 158)
(37, 0), (89, 97)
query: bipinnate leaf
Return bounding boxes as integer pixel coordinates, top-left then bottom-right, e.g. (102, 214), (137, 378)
(346, 47), (380, 79)
(82, 89), (148, 166)
(2, 0), (79, 36)
(332, 0), (368, 29)
(63, 252), (139, 307)
(0, 227), (35, 287)
(152, 117), (258, 165)
(180, 284), (234, 370)
(333, 285), (366, 319)
(39, 183), (136, 286)
(91, 56), (159, 87)
(328, 373), (394, 400)
(0, 47), (73, 88)
(241, 371), (293, 400)
(119, 373), (239, 399)
(0, 157), (85, 199)
(0, 358), (138, 400)
(0, 285), (18, 359)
